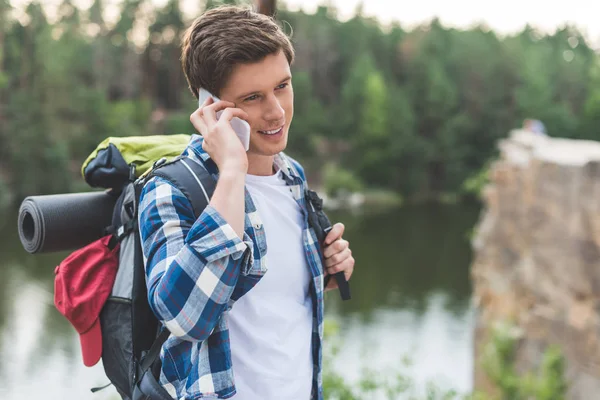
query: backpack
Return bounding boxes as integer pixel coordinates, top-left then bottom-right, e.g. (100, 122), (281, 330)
(78, 136), (215, 399)
(78, 135), (348, 399)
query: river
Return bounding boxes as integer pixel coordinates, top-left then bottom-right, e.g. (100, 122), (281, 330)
(0, 202), (480, 399)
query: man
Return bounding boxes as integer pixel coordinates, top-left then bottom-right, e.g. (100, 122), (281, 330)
(138, 5), (355, 400)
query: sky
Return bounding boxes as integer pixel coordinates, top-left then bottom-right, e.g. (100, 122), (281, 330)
(179, 0), (600, 46)
(11, 0), (600, 46)
(297, 0), (598, 35)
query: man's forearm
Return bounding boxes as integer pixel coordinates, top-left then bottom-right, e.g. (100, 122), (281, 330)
(209, 169), (246, 239)
(139, 176), (252, 343)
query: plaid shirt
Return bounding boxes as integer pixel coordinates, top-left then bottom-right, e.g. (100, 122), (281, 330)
(138, 134), (325, 400)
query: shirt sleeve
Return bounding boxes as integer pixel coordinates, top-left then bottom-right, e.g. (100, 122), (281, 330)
(138, 175), (254, 342)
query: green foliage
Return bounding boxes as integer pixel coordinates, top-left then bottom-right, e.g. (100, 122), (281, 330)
(323, 320), (413, 399)
(323, 319), (462, 399)
(479, 322), (568, 400)
(0, 71), (7, 89)
(0, 174), (12, 210)
(323, 319), (568, 400)
(105, 100), (152, 136)
(323, 163), (363, 197)
(162, 111), (195, 136)
(461, 162), (491, 198)
(287, 70), (329, 158)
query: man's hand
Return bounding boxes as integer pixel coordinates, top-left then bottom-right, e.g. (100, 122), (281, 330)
(190, 96), (250, 174)
(190, 96), (249, 237)
(323, 222), (355, 291)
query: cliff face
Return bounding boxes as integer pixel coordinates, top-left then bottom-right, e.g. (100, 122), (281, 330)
(471, 130), (600, 398)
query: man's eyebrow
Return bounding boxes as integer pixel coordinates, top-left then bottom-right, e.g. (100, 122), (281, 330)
(236, 75), (292, 100)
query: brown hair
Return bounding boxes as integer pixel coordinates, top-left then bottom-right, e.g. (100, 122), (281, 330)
(181, 5), (295, 99)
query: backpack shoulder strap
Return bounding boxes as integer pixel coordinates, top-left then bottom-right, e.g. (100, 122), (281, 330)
(150, 157), (217, 219)
(134, 156), (216, 382)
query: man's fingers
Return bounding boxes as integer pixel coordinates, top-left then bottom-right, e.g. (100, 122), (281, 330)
(325, 277), (338, 291)
(190, 109), (208, 135)
(325, 257), (355, 279)
(324, 223), (345, 245)
(324, 246), (351, 266)
(218, 108), (250, 124)
(200, 96), (214, 108)
(323, 223), (353, 293)
(323, 239), (348, 259)
(191, 96), (214, 121)
(190, 95), (214, 125)
(202, 100), (236, 125)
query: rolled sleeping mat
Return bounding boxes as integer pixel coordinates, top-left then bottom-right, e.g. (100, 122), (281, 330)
(18, 191), (118, 254)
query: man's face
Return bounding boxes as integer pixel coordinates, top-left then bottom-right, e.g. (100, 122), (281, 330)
(219, 51), (293, 158)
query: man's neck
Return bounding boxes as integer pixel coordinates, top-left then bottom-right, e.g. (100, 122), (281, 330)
(247, 153), (276, 176)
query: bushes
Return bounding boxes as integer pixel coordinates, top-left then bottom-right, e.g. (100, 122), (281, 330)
(323, 163), (364, 198)
(479, 322), (567, 400)
(323, 320), (567, 400)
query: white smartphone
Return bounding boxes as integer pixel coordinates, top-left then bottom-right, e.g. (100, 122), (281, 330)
(198, 88), (251, 151)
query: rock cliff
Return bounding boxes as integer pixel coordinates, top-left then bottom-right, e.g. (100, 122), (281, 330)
(472, 129), (600, 398)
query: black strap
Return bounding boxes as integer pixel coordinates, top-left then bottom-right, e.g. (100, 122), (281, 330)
(139, 328), (171, 377)
(90, 382), (113, 393)
(326, 268), (351, 300)
(104, 219), (137, 242)
(306, 190), (351, 301)
(151, 157), (216, 219)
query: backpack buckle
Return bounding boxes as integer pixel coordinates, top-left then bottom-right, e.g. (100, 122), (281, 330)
(153, 157), (167, 169)
(129, 164), (137, 182)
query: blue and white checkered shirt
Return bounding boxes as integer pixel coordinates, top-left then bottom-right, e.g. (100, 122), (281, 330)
(138, 134), (325, 399)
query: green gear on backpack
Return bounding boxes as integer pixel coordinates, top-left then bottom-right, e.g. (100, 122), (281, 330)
(81, 134), (191, 189)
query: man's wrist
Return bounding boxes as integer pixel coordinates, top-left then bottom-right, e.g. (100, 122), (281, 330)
(219, 166), (247, 181)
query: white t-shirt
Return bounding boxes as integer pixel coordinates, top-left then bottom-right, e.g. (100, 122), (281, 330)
(227, 169), (314, 400)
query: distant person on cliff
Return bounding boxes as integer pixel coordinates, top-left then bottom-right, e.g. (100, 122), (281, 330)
(523, 118), (548, 136)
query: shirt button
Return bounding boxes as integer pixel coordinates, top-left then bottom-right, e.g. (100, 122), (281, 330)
(255, 223), (262, 230)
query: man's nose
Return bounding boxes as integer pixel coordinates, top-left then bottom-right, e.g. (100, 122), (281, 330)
(263, 94), (285, 122)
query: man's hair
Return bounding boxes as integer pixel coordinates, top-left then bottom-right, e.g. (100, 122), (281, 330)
(181, 5), (295, 99)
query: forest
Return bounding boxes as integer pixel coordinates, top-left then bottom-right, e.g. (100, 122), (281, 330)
(1, 0), (599, 207)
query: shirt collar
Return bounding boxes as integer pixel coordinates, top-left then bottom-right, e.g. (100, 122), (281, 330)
(188, 134), (302, 183)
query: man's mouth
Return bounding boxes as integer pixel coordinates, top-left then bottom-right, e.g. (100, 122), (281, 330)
(258, 126), (284, 135)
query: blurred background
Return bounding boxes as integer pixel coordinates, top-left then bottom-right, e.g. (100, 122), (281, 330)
(1, 0), (600, 399)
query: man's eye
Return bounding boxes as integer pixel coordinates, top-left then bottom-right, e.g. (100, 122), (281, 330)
(276, 83), (288, 90)
(244, 94), (259, 102)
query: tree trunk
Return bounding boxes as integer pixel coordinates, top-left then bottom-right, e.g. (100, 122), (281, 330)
(255, 0), (276, 16)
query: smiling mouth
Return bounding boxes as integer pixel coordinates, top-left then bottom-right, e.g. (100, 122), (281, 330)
(258, 126), (284, 135)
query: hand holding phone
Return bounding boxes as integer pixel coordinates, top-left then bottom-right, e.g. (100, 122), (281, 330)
(198, 88), (251, 151)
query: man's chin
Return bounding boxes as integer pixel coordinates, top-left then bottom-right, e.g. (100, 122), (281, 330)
(248, 145), (287, 157)
(249, 133), (288, 155)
